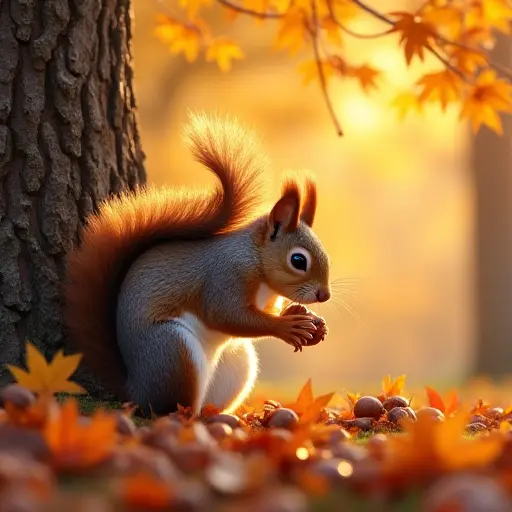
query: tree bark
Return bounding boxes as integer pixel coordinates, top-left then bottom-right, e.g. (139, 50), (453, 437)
(472, 34), (512, 378)
(0, 0), (145, 391)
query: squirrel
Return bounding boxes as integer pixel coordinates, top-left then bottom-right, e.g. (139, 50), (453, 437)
(63, 113), (331, 417)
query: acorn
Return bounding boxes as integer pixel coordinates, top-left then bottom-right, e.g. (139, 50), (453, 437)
(416, 406), (445, 421)
(388, 407), (411, 425)
(266, 408), (299, 429)
(353, 396), (385, 420)
(382, 396), (409, 412)
(0, 384), (35, 409)
(280, 304), (328, 347)
(207, 422), (233, 441)
(207, 414), (240, 429)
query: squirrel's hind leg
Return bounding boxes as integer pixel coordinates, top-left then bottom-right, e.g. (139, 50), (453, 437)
(123, 322), (211, 417)
(204, 339), (258, 413)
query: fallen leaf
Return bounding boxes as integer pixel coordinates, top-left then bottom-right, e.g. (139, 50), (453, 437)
(44, 399), (117, 471)
(120, 472), (174, 509)
(5, 342), (85, 396)
(381, 374), (407, 398)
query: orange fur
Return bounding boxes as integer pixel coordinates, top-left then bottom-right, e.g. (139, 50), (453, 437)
(300, 174), (317, 227)
(274, 177), (302, 232)
(63, 113), (268, 397)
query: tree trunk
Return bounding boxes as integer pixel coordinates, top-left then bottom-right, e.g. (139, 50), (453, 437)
(472, 34), (512, 378)
(0, 0), (145, 392)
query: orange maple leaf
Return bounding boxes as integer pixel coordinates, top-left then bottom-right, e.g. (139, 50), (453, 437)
(448, 45), (487, 75)
(416, 70), (462, 111)
(274, 7), (308, 55)
(381, 374), (407, 399)
(460, 69), (512, 135)
(346, 64), (381, 93)
(421, 4), (463, 40)
(320, 16), (343, 46)
(205, 38), (244, 71)
(425, 386), (459, 416)
(5, 342), (85, 396)
(388, 11), (438, 65)
(4, 398), (50, 429)
(284, 379), (334, 424)
(154, 15), (205, 62)
(44, 399), (117, 471)
(120, 472), (174, 509)
(383, 412), (504, 482)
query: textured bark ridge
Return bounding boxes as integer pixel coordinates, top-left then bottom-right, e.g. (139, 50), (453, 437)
(0, 0), (145, 393)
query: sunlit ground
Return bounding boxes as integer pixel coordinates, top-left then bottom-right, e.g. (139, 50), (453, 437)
(132, 0), (474, 395)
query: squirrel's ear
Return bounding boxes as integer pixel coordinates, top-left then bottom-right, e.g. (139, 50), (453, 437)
(300, 176), (317, 227)
(267, 180), (301, 239)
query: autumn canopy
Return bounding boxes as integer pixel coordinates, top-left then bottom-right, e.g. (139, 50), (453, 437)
(155, 0), (512, 135)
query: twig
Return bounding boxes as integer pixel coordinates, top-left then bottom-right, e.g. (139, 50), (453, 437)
(350, 0), (394, 26)
(216, 0), (285, 19)
(429, 45), (472, 82)
(325, 0), (390, 40)
(309, 0), (343, 136)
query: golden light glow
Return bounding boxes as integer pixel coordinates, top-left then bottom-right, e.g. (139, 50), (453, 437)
(337, 460), (354, 477)
(340, 95), (381, 132)
(296, 447), (310, 460)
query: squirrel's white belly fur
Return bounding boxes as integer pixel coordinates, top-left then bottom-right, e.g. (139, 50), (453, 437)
(168, 283), (278, 413)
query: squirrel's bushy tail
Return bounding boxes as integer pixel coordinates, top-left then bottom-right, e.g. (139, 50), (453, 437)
(64, 113), (268, 397)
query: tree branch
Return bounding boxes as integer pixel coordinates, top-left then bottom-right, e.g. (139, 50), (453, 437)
(216, 0), (285, 19)
(309, 0), (343, 136)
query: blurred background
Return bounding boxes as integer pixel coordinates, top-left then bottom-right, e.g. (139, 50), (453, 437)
(131, 0), (512, 398)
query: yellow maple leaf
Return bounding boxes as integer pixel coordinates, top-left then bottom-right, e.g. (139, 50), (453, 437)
(421, 4), (462, 40)
(153, 15), (184, 43)
(297, 59), (336, 85)
(466, 0), (512, 34)
(320, 16), (342, 46)
(168, 26), (203, 62)
(274, 7), (308, 55)
(381, 374), (407, 398)
(460, 69), (512, 135)
(391, 92), (423, 120)
(206, 38), (245, 72)
(6, 342), (86, 396)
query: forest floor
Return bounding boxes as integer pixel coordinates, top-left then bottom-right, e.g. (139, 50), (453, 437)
(2, 344), (512, 511)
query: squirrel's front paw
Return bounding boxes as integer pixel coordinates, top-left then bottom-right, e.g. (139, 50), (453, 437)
(280, 304), (328, 352)
(276, 313), (317, 352)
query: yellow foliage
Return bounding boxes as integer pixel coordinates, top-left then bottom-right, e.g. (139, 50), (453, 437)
(5, 342), (85, 396)
(152, 0), (512, 135)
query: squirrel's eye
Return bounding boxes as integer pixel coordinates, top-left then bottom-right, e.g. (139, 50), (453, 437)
(286, 247), (312, 275)
(291, 253), (307, 272)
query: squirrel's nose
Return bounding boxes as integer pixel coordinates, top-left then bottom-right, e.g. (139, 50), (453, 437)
(316, 289), (331, 303)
